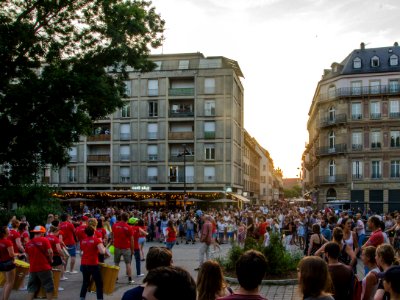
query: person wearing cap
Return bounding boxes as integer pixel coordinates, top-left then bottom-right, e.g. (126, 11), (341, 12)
(25, 225), (54, 300)
(379, 266), (400, 300)
(111, 212), (134, 284)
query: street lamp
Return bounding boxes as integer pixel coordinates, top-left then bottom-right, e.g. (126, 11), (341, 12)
(178, 144), (189, 210)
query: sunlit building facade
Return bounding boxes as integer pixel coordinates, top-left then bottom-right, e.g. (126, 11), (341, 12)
(303, 43), (400, 213)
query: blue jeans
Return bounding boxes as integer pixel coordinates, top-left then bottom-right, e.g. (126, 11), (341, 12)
(80, 265), (103, 300)
(186, 229), (194, 242)
(133, 249), (141, 275)
(358, 234), (365, 248)
(166, 241), (175, 250)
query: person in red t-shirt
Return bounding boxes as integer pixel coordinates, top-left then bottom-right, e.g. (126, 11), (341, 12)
(74, 216), (88, 248)
(128, 217), (148, 278)
(8, 219), (25, 258)
(0, 226), (17, 300)
(362, 216), (385, 249)
(165, 220), (177, 250)
(79, 226), (105, 300)
(95, 218), (107, 263)
(111, 212), (134, 284)
(59, 214), (77, 274)
(25, 226), (54, 300)
(46, 225), (67, 292)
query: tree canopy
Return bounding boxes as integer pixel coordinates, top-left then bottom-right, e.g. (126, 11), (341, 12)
(0, 0), (164, 185)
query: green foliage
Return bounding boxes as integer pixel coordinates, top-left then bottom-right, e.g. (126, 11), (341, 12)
(284, 185), (302, 198)
(0, 185), (63, 226)
(221, 233), (302, 277)
(0, 0), (165, 185)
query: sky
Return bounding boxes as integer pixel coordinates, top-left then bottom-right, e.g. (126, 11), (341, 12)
(150, 0), (400, 178)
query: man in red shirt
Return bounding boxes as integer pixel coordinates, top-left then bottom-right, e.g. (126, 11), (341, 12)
(75, 215), (88, 248)
(112, 212), (134, 284)
(362, 216), (384, 249)
(26, 226), (54, 300)
(59, 214), (77, 274)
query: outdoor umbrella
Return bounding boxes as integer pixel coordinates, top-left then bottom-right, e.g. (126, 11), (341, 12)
(211, 198), (237, 203)
(141, 198), (166, 203)
(187, 198), (204, 202)
(109, 198), (138, 203)
(61, 198), (95, 202)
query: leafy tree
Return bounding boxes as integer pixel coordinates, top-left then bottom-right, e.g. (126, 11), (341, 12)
(283, 185), (302, 198)
(0, 0), (164, 185)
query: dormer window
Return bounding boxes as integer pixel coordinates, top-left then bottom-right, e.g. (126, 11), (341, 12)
(390, 54), (399, 66)
(371, 56), (380, 67)
(353, 57), (361, 69)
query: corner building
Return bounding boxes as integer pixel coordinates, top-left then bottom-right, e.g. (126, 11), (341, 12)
(303, 43), (400, 213)
(50, 53), (245, 198)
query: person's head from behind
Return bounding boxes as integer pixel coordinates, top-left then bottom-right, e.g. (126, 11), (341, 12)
(197, 260), (225, 300)
(298, 256), (332, 298)
(236, 250), (267, 291)
(312, 223), (320, 234)
(146, 247), (173, 271)
(324, 242), (340, 261)
(376, 244), (396, 268)
(332, 227), (343, 243)
(84, 226), (95, 237)
(142, 266), (196, 300)
(382, 266), (400, 296)
(361, 246), (376, 266)
(60, 213), (68, 222)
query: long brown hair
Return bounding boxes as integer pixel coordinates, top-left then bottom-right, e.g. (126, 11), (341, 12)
(197, 260), (226, 300)
(298, 256), (332, 299)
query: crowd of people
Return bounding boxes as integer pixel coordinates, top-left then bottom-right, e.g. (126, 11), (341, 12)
(0, 203), (400, 300)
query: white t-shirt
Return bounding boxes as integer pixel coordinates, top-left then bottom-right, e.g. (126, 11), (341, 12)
(356, 219), (365, 235)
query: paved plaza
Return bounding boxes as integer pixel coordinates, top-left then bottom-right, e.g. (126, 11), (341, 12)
(5, 240), (366, 300)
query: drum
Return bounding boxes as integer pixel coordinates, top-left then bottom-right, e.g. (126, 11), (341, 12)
(89, 263), (120, 295)
(13, 259), (30, 290)
(36, 268), (61, 299)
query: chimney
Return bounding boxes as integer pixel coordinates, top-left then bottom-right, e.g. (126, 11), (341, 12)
(360, 42), (365, 50)
(394, 42), (399, 47)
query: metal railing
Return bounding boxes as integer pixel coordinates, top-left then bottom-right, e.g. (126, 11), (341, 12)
(352, 174), (363, 180)
(87, 134), (110, 142)
(148, 176), (158, 183)
(389, 112), (400, 119)
(351, 114), (363, 120)
(370, 113), (382, 120)
(316, 143), (347, 156)
(169, 110), (194, 117)
(169, 88), (194, 96)
(319, 85), (400, 102)
(120, 177), (130, 183)
(317, 174), (347, 184)
(87, 154), (110, 162)
(319, 114), (347, 128)
(87, 176), (110, 184)
(352, 144), (363, 151)
(204, 131), (215, 139)
(148, 155), (158, 161)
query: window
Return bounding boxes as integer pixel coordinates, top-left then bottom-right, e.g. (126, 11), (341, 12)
(124, 81), (132, 97)
(204, 78), (215, 94)
(391, 160), (400, 178)
(389, 100), (400, 118)
(351, 102), (362, 119)
(204, 166), (215, 182)
(204, 144), (215, 160)
(120, 124), (130, 140)
(120, 167), (130, 183)
(390, 54), (399, 66)
(147, 123), (158, 139)
(204, 100), (215, 116)
(120, 145), (130, 161)
(370, 101), (381, 119)
(389, 79), (399, 93)
(371, 56), (380, 67)
(352, 161), (363, 179)
(68, 147), (77, 162)
(328, 106), (335, 122)
(390, 131), (400, 147)
(121, 102), (130, 118)
(371, 131), (381, 149)
(148, 79), (158, 96)
(147, 145), (158, 161)
(329, 131), (335, 149)
(149, 101), (158, 117)
(147, 167), (158, 183)
(353, 57), (361, 69)
(68, 167), (76, 182)
(178, 60), (189, 69)
(328, 86), (336, 99)
(153, 61), (162, 71)
(352, 132), (363, 150)
(329, 160), (336, 177)
(204, 121), (215, 139)
(370, 80), (380, 94)
(371, 161), (381, 179)
(351, 81), (362, 95)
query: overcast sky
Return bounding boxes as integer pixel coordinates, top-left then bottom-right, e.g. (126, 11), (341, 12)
(150, 0), (400, 178)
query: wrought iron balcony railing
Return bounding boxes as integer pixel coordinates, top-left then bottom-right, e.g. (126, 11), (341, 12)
(319, 114), (347, 128)
(316, 143), (347, 156)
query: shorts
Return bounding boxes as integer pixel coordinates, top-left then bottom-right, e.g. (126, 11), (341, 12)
(51, 256), (63, 267)
(114, 248), (132, 265)
(212, 233), (217, 239)
(27, 270), (54, 293)
(227, 232), (233, 238)
(138, 237), (146, 245)
(0, 259), (16, 272)
(66, 244), (76, 257)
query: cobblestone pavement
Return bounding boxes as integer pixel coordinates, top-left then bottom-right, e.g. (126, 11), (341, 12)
(3, 240), (364, 300)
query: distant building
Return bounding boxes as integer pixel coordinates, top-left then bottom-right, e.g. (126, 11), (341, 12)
(303, 42), (400, 213)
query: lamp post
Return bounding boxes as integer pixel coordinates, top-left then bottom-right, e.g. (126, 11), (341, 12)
(178, 144), (188, 211)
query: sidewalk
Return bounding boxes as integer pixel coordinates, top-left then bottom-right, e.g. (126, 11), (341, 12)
(3, 240), (365, 300)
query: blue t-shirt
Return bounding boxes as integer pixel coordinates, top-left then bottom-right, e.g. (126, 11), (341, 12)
(122, 285), (144, 300)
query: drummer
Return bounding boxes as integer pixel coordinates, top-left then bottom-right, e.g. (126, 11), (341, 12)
(25, 225), (54, 300)
(46, 225), (67, 292)
(0, 226), (17, 300)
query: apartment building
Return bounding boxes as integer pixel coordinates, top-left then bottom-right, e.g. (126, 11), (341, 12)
(303, 43), (400, 213)
(49, 53), (246, 198)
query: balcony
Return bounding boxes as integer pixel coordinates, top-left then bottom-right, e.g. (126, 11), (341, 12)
(87, 176), (110, 184)
(169, 88), (194, 96)
(370, 113), (382, 120)
(351, 114), (363, 120)
(389, 112), (400, 119)
(148, 176), (158, 183)
(87, 134), (110, 142)
(371, 143), (382, 150)
(87, 154), (110, 162)
(169, 155), (194, 162)
(120, 177), (130, 183)
(319, 114), (347, 128)
(148, 154), (158, 161)
(317, 174), (347, 184)
(169, 110), (194, 118)
(204, 131), (216, 139)
(352, 174), (363, 180)
(168, 131), (194, 140)
(318, 84), (400, 101)
(351, 144), (363, 151)
(169, 175), (194, 183)
(316, 143), (347, 156)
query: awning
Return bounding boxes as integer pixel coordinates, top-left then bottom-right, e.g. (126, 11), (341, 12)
(229, 193), (250, 203)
